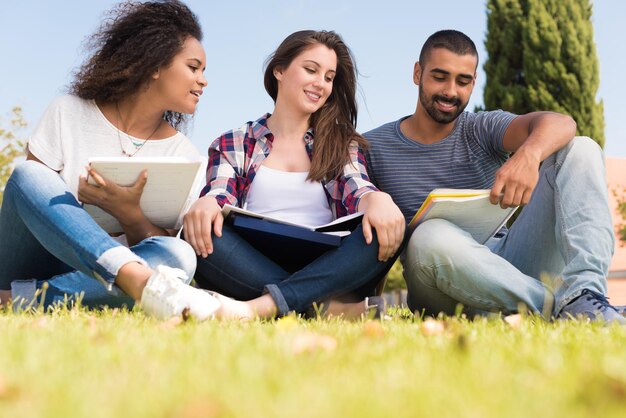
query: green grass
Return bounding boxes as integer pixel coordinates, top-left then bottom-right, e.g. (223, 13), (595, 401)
(2, 307), (626, 418)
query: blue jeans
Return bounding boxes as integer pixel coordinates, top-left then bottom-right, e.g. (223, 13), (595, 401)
(0, 161), (196, 309)
(193, 224), (393, 316)
(403, 137), (614, 318)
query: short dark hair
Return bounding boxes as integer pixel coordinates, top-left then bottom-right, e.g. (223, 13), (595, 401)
(419, 30), (478, 68)
(70, 0), (202, 129)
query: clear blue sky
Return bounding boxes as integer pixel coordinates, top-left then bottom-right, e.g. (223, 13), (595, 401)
(1, 0), (624, 157)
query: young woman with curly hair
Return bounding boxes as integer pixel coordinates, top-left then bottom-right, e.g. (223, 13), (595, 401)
(184, 30), (406, 320)
(0, 0), (219, 320)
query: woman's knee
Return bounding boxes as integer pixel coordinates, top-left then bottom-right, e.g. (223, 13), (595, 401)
(7, 160), (54, 189)
(138, 236), (197, 283)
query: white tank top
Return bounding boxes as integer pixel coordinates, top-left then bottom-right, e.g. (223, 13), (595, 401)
(245, 165), (333, 227)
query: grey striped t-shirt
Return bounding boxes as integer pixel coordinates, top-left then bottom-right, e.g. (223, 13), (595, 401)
(364, 110), (516, 224)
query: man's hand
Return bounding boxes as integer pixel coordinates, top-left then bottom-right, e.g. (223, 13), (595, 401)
(490, 148), (541, 208)
(358, 192), (405, 261)
(183, 195), (224, 258)
(78, 167), (147, 225)
(492, 111), (576, 208)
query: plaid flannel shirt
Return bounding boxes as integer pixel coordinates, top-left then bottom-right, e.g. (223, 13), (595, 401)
(200, 113), (378, 218)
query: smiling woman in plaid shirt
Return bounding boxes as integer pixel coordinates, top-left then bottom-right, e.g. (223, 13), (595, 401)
(183, 30), (405, 319)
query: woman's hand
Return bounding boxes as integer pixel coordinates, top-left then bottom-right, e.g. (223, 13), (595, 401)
(78, 167), (171, 245)
(78, 167), (147, 225)
(183, 195), (224, 258)
(358, 191), (405, 261)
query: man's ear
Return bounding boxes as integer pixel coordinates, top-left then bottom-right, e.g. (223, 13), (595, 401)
(413, 61), (422, 86)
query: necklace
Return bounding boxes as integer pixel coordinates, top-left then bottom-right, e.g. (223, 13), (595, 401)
(115, 102), (161, 157)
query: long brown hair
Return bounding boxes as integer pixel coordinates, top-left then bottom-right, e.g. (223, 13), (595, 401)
(264, 30), (367, 181)
(70, 0), (202, 130)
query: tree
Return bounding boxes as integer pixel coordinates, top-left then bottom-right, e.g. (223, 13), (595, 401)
(483, 0), (605, 147)
(0, 107), (27, 204)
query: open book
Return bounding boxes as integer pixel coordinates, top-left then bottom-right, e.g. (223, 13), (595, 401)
(222, 204), (363, 237)
(408, 189), (518, 244)
(84, 157), (206, 234)
(221, 205), (364, 265)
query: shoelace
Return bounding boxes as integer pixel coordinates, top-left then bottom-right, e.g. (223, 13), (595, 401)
(580, 289), (617, 312)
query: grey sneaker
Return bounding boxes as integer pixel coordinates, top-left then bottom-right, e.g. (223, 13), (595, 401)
(11, 279), (38, 312)
(140, 265), (220, 321)
(558, 289), (626, 325)
(365, 296), (387, 319)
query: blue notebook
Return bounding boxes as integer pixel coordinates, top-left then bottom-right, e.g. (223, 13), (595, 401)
(229, 215), (342, 267)
(222, 204), (363, 234)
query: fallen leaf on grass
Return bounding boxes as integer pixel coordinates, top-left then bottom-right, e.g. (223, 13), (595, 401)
(362, 320), (385, 338)
(504, 314), (523, 329)
(292, 332), (337, 354)
(160, 316), (185, 329)
(606, 375), (626, 399)
(86, 315), (98, 331)
(30, 317), (48, 329)
(0, 374), (17, 400)
(275, 315), (299, 332)
(420, 318), (446, 336)
(84, 315), (108, 342)
(0, 374), (6, 398)
(174, 398), (223, 418)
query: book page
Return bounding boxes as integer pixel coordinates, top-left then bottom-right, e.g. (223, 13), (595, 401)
(314, 211), (363, 229)
(409, 189), (517, 244)
(221, 205), (311, 229)
(428, 189), (490, 198)
(221, 204), (362, 234)
(84, 157), (204, 233)
(425, 198), (515, 244)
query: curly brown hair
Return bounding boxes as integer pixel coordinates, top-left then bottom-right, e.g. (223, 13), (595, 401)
(70, 0), (202, 129)
(264, 30), (367, 182)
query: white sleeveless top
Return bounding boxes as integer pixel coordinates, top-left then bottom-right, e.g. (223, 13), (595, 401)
(245, 165), (333, 227)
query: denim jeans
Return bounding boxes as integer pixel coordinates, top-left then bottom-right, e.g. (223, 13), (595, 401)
(403, 137), (614, 318)
(194, 223), (394, 316)
(0, 161), (196, 309)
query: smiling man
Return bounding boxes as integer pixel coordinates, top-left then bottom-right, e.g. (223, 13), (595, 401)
(364, 30), (624, 324)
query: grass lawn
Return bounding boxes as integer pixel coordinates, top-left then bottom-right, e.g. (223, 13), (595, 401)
(2, 307), (626, 418)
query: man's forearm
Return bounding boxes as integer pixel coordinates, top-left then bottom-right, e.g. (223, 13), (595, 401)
(519, 112), (577, 162)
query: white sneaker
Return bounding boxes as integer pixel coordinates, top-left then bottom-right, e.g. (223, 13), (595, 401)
(140, 265), (220, 321)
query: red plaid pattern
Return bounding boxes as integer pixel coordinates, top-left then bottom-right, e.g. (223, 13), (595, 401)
(200, 114), (377, 218)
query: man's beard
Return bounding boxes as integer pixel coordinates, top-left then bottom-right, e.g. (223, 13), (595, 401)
(419, 89), (468, 124)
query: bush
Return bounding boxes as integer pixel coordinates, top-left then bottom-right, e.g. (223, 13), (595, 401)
(0, 107), (27, 204)
(383, 259), (406, 291)
(613, 188), (626, 246)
